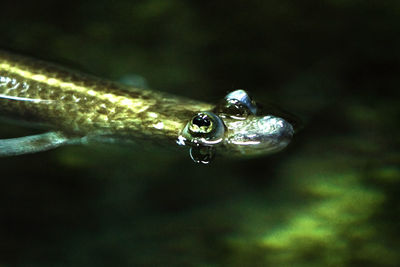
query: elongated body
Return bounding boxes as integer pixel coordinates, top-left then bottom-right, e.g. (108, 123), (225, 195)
(0, 51), (212, 142)
(0, 51), (296, 163)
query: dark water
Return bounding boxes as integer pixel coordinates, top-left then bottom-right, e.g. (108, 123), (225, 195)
(0, 1), (399, 266)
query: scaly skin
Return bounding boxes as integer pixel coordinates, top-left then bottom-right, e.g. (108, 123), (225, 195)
(0, 51), (213, 145)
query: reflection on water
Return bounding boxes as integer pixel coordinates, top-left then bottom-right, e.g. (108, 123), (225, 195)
(0, 0), (399, 266)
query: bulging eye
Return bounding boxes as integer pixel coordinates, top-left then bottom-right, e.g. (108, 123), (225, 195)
(180, 111), (225, 146)
(216, 89), (257, 118)
(223, 99), (251, 117)
(189, 113), (213, 134)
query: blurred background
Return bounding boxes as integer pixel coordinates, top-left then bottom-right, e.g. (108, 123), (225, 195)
(0, 0), (399, 266)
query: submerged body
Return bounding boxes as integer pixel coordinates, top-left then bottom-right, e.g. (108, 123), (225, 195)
(0, 51), (296, 163)
(0, 51), (212, 142)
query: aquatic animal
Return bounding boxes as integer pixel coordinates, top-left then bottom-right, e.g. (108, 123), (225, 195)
(0, 51), (297, 163)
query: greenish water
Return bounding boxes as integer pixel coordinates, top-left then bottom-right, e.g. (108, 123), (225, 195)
(0, 1), (399, 266)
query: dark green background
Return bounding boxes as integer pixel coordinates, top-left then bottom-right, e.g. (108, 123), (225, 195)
(0, 0), (399, 266)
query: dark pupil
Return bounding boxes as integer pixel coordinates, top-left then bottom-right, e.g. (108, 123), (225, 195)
(227, 103), (241, 113)
(226, 102), (247, 116)
(193, 115), (211, 127)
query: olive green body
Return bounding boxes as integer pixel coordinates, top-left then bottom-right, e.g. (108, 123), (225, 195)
(0, 51), (213, 144)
